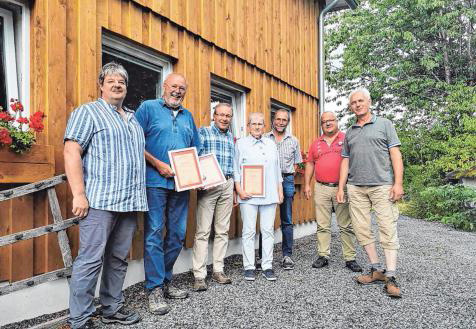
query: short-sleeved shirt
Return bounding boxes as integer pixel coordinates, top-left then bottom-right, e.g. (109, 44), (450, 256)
(63, 98), (148, 212)
(342, 115), (401, 185)
(135, 98), (201, 190)
(234, 136), (283, 205)
(264, 131), (302, 174)
(307, 131), (346, 183)
(199, 123), (234, 177)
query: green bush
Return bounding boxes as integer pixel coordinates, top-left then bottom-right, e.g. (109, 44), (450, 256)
(405, 185), (476, 231)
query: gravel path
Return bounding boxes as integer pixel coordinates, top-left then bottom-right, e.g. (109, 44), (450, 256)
(6, 216), (476, 329)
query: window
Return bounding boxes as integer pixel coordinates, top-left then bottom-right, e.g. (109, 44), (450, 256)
(210, 76), (247, 138)
(101, 32), (172, 110)
(0, 0), (29, 113)
(270, 99), (293, 134)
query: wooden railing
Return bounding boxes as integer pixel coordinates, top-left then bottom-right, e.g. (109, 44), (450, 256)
(0, 175), (78, 296)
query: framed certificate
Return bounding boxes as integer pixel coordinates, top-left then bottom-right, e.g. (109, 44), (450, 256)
(241, 164), (265, 197)
(199, 153), (227, 189)
(168, 147), (204, 192)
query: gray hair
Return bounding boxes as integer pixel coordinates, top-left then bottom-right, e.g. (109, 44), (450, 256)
(213, 102), (233, 115)
(98, 62), (129, 86)
(274, 108), (290, 119)
(349, 87), (371, 102)
(247, 112), (265, 125)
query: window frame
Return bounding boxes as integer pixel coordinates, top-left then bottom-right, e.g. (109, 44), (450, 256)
(270, 99), (294, 134)
(102, 32), (173, 99)
(0, 0), (29, 113)
(210, 76), (247, 139)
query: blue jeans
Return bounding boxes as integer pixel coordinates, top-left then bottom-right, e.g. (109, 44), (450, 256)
(144, 187), (189, 291)
(280, 175), (295, 257)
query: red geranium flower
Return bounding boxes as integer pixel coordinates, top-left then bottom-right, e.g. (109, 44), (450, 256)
(17, 117), (29, 124)
(29, 111), (46, 132)
(0, 128), (12, 145)
(0, 111), (14, 122)
(10, 99), (24, 112)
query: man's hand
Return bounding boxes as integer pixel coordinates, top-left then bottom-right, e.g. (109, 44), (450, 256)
(389, 183), (404, 202)
(304, 184), (312, 200)
(233, 190), (239, 207)
(239, 191), (252, 200)
(155, 160), (175, 178)
(278, 190), (284, 204)
(336, 188), (346, 203)
(72, 194), (89, 218)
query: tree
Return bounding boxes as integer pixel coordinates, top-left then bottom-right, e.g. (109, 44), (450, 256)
(325, 0), (476, 190)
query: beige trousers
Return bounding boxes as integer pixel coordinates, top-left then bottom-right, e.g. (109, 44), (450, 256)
(192, 178), (234, 279)
(314, 183), (357, 261)
(347, 184), (400, 250)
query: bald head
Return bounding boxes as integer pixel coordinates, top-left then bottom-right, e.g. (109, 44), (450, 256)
(163, 73), (187, 108)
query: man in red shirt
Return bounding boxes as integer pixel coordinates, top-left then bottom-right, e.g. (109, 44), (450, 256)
(304, 112), (361, 272)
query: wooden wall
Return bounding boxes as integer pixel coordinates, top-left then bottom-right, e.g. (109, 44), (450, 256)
(0, 0), (320, 283)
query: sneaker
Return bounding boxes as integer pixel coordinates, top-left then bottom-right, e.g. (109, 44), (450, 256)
(312, 256), (329, 268)
(148, 287), (170, 315)
(262, 269), (277, 281)
(101, 306), (141, 325)
(193, 278), (208, 291)
(244, 269), (255, 281)
(345, 260), (363, 272)
(384, 276), (402, 298)
(355, 268), (386, 284)
(212, 272), (232, 284)
(282, 256), (294, 270)
(164, 284), (189, 299)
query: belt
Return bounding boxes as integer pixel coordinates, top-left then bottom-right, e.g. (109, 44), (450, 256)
(224, 175), (233, 180)
(317, 181), (338, 187)
(282, 173), (294, 177)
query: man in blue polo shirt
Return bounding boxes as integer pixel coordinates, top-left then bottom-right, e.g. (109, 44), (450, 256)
(135, 73), (201, 315)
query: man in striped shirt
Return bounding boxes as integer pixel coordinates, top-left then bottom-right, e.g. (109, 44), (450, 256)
(64, 62), (147, 329)
(192, 103), (235, 291)
(264, 109), (302, 270)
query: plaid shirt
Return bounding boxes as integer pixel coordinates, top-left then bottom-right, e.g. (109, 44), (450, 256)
(199, 123), (235, 176)
(64, 98), (148, 212)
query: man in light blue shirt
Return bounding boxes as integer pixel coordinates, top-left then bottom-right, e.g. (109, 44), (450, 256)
(234, 112), (283, 282)
(135, 73), (201, 315)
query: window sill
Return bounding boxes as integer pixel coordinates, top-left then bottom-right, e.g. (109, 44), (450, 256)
(0, 145), (55, 183)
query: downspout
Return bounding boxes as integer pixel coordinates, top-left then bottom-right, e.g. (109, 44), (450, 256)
(318, 0), (358, 133)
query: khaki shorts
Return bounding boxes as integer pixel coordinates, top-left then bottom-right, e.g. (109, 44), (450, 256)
(347, 184), (399, 250)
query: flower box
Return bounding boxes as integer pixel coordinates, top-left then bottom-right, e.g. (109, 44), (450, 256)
(294, 173), (305, 185)
(0, 145), (55, 183)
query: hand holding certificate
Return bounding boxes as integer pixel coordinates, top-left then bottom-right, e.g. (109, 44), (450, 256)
(241, 164), (265, 197)
(168, 147), (204, 192)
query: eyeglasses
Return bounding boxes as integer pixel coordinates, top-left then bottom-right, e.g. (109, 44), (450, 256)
(215, 113), (233, 119)
(250, 122), (264, 127)
(321, 119), (336, 125)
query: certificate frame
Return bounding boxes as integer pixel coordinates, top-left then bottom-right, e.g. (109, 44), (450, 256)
(199, 153), (227, 189)
(241, 164), (265, 197)
(168, 147), (204, 192)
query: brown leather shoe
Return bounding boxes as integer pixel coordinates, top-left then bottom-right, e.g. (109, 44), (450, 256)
(193, 278), (208, 292)
(355, 268), (386, 284)
(212, 272), (232, 284)
(384, 277), (402, 298)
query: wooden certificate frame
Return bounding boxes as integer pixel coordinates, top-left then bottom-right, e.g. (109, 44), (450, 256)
(168, 147), (203, 192)
(199, 153), (227, 189)
(241, 164), (265, 197)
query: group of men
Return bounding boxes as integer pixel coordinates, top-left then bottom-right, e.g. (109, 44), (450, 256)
(62, 62), (403, 329)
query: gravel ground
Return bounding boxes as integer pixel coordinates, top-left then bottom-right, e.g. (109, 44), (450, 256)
(5, 215), (476, 329)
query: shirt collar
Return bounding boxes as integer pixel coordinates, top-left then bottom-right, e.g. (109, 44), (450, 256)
(318, 130), (343, 141)
(351, 114), (376, 127)
(248, 135), (265, 145)
(268, 130), (290, 140)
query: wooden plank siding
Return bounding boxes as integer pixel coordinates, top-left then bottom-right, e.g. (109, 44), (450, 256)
(0, 0), (321, 283)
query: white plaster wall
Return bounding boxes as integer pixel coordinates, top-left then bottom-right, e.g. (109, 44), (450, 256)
(0, 221), (316, 326)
